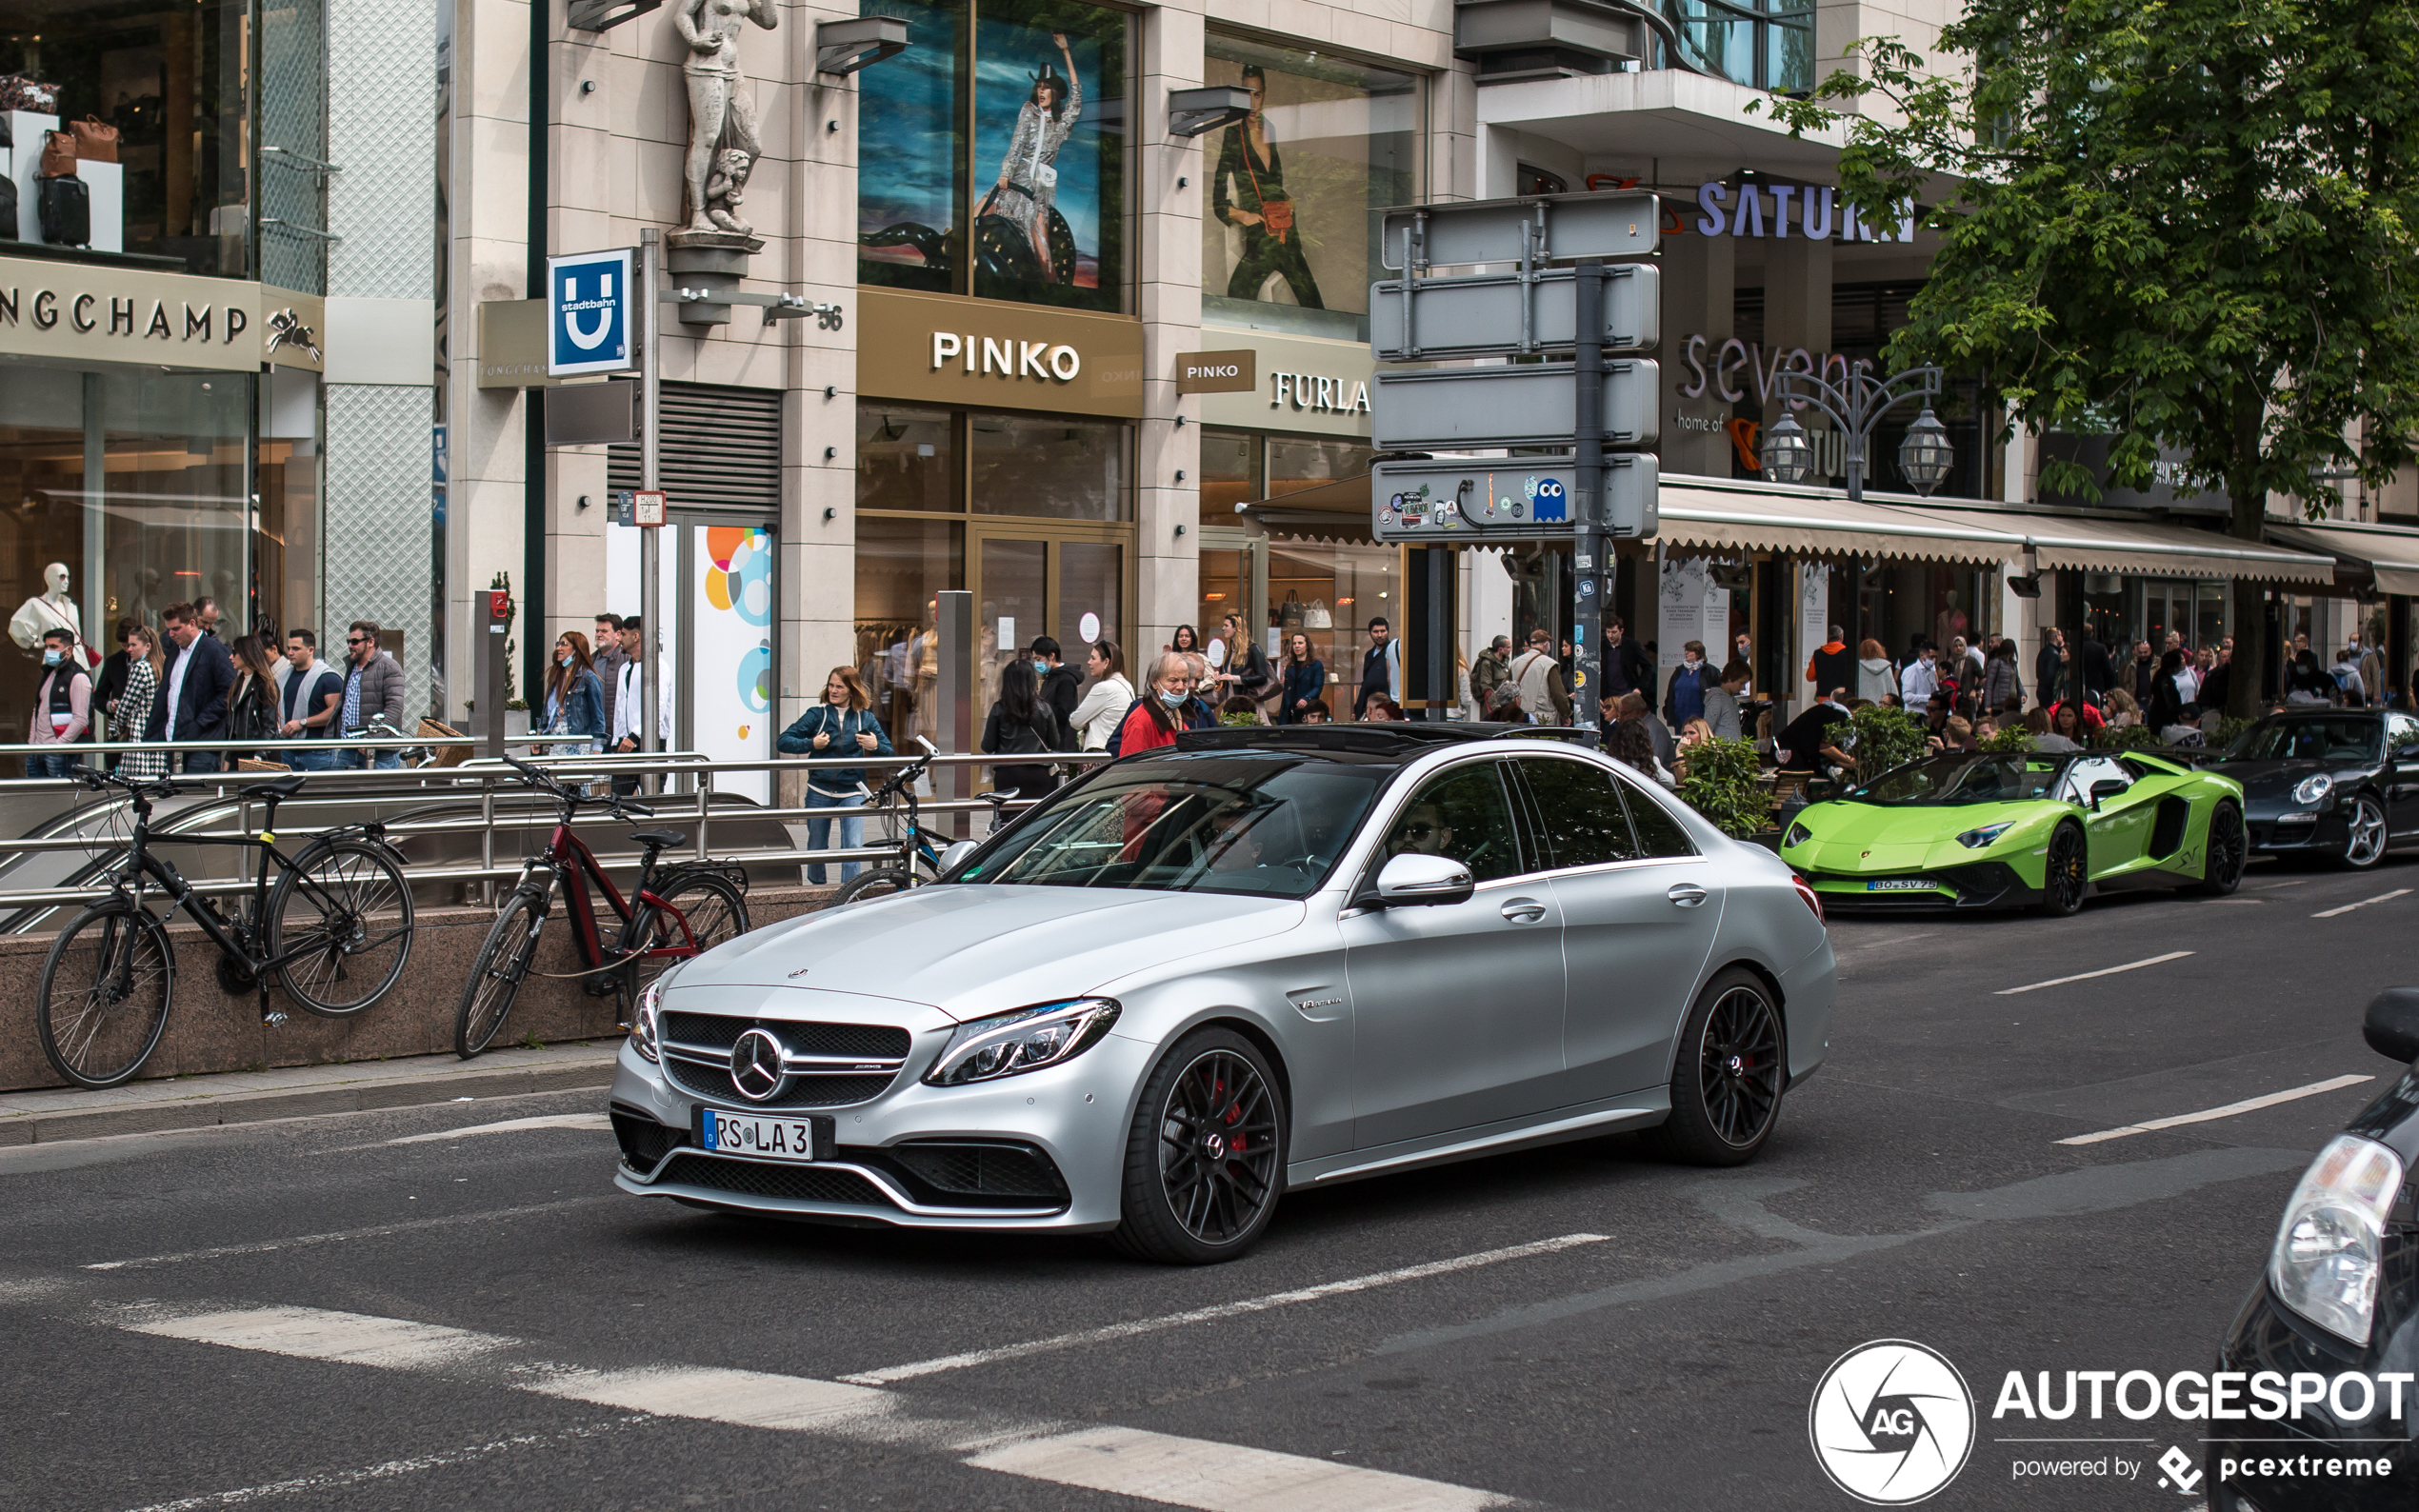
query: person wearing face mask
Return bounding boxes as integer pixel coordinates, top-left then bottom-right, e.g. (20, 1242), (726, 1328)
(539, 631), (609, 761)
(1663, 639), (1716, 729)
(1113, 650), (1192, 756)
(26, 627), (90, 776)
(1030, 635), (1083, 750)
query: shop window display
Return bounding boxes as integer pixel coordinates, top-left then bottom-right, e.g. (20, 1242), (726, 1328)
(859, 406), (958, 513)
(857, 0), (1128, 312)
(970, 411), (1127, 521)
(0, 0), (253, 276)
(854, 516), (963, 748)
(1201, 36), (1417, 344)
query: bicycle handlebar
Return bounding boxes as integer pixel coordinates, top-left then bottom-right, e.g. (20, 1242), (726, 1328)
(72, 764), (178, 803)
(501, 752), (653, 821)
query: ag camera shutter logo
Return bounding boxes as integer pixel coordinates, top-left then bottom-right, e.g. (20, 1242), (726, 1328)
(1809, 1340), (1976, 1504)
(548, 249), (635, 377)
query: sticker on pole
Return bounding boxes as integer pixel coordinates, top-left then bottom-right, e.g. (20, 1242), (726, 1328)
(631, 489), (667, 527)
(548, 249), (635, 376)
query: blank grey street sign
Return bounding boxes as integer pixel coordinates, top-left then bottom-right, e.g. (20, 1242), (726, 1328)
(1371, 455), (1658, 542)
(1378, 190), (1659, 270)
(1372, 362), (1660, 450)
(1370, 264), (1659, 360)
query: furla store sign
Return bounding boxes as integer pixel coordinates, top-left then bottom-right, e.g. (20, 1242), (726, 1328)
(1196, 329), (1376, 440)
(857, 288), (1142, 419)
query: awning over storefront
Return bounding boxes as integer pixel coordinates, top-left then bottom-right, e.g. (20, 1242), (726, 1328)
(1654, 483), (2016, 564)
(1940, 506), (2334, 582)
(2265, 522), (2419, 596)
(1235, 474), (1375, 543)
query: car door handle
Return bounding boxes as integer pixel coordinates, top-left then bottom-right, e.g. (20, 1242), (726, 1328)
(1500, 898), (1548, 924)
(1668, 884), (1709, 907)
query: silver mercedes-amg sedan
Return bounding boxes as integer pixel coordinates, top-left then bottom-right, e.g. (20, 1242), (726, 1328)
(609, 725), (1837, 1263)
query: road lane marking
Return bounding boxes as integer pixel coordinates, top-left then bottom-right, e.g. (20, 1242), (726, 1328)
(387, 1113), (610, 1144)
(2054, 1075), (2379, 1146)
(1994, 951), (2193, 996)
(839, 1232), (1609, 1386)
(2312, 888), (2412, 919)
(970, 1425), (1509, 1512)
(112, 1303), (1520, 1512)
(83, 1198), (610, 1270)
(112, 1415), (658, 1512)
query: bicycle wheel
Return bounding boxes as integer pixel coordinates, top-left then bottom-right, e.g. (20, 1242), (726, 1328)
(268, 838), (416, 1017)
(37, 902), (174, 1090)
(833, 867), (916, 906)
(455, 889), (546, 1060)
(622, 870), (750, 998)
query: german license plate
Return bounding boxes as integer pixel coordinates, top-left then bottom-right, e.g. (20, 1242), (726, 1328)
(1866, 878), (1937, 892)
(693, 1107), (834, 1163)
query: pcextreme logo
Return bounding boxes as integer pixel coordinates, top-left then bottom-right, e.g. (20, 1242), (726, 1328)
(1809, 1340), (1977, 1504)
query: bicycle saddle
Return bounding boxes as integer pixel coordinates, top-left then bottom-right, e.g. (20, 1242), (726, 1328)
(628, 828), (688, 851)
(239, 775), (309, 802)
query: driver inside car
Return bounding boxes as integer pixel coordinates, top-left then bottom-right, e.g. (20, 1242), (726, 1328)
(1388, 802), (1453, 859)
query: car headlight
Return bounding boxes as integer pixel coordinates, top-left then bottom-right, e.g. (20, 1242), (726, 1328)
(2268, 1133), (2405, 1345)
(2293, 774), (2335, 806)
(630, 975), (667, 1064)
(924, 998), (1121, 1086)
(1785, 821), (1812, 848)
(1956, 821), (2015, 849)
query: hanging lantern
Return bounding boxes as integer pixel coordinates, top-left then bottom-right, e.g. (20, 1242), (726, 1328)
(1761, 411), (1814, 485)
(1898, 408), (1956, 495)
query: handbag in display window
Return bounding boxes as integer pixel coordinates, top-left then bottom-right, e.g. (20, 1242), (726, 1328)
(70, 115), (119, 163)
(1301, 598), (1333, 630)
(37, 174), (89, 247)
(0, 177), (17, 242)
(39, 129), (76, 178)
(1279, 590), (1305, 633)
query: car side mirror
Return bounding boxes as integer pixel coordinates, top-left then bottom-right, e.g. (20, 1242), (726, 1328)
(2089, 779), (2127, 808)
(1362, 852), (1474, 908)
(2363, 987), (2419, 1064)
(936, 839), (979, 877)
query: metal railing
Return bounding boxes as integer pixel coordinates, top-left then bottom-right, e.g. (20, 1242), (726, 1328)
(0, 734), (1112, 912)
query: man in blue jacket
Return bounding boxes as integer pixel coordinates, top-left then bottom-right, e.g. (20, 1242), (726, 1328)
(146, 601), (234, 773)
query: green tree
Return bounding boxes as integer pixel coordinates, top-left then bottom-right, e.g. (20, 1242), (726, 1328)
(1762, 1), (2419, 716)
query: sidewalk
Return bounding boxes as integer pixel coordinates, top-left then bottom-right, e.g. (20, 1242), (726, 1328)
(0, 1040), (624, 1145)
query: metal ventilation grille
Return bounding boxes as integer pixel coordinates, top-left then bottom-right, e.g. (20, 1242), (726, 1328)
(608, 383), (785, 512)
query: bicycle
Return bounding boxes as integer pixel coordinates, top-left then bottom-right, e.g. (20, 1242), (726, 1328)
(35, 766), (416, 1089)
(454, 753), (750, 1059)
(830, 737), (1014, 906)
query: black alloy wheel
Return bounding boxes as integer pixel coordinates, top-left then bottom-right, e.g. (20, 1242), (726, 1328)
(1113, 1028), (1287, 1264)
(2339, 793), (2388, 869)
(1645, 966), (1786, 1166)
(2191, 801), (2248, 895)
(2038, 822), (2089, 916)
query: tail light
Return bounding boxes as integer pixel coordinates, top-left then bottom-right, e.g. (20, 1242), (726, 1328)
(1791, 874), (1824, 925)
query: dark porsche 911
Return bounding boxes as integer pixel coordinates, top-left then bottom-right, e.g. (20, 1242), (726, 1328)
(2208, 711), (2419, 869)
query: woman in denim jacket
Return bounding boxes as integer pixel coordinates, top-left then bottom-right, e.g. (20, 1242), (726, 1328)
(780, 665), (894, 885)
(540, 632), (610, 754)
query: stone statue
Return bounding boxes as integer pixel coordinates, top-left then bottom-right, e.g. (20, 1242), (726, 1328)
(676, 0), (776, 238)
(10, 562), (79, 654)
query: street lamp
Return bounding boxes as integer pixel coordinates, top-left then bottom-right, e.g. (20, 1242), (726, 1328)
(1898, 408), (1956, 495)
(1759, 411), (1815, 485)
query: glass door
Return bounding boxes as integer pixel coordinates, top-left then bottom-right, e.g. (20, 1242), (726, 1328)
(970, 522), (1131, 740)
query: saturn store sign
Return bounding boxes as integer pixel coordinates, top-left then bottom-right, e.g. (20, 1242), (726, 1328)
(857, 287), (1143, 419)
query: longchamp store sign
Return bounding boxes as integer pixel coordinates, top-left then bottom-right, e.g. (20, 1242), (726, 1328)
(0, 254), (325, 372)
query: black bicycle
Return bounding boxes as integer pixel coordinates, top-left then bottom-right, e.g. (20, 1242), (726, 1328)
(831, 737), (1014, 906)
(453, 754), (750, 1059)
(35, 767), (417, 1089)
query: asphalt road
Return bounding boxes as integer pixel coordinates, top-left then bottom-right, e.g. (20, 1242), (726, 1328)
(5, 854), (2416, 1512)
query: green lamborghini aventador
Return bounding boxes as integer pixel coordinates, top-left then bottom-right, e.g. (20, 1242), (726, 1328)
(1779, 748), (2249, 915)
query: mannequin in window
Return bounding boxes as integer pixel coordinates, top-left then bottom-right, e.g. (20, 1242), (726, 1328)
(10, 564), (88, 664)
(1212, 65), (1325, 308)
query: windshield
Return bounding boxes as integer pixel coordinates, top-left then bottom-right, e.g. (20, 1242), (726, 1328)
(1846, 751), (2072, 806)
(963, 750), (1391, 898)
(2219, 717), (2380, 765)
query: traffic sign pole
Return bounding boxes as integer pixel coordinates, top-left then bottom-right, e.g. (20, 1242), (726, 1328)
(1573, 259), (1604, 734)
(639, 229), (663, 782)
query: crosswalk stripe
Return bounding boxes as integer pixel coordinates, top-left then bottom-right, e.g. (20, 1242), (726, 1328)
(970, 1425), (1512, 1512)
(114, 1303), (1522, 1512)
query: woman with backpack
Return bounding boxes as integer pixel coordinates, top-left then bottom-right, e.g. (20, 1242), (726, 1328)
(780, 666), (894, 885)
(982, 659), (1065, 806)
(1277, 630), (1325, 724)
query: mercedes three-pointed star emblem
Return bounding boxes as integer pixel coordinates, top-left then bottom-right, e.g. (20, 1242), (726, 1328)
(729, 1027), (788, 1102)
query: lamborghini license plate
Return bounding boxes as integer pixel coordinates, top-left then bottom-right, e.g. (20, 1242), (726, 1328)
(1866, 878), (1938, 892)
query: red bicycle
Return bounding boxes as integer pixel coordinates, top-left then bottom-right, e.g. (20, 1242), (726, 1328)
(453, 754), (750, 1058)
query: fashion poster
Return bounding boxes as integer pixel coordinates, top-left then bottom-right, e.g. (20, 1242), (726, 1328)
(970, 6), (1121, 302)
